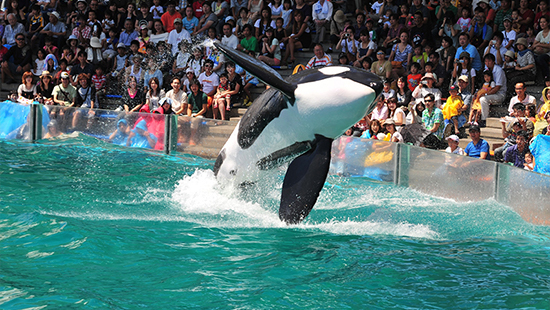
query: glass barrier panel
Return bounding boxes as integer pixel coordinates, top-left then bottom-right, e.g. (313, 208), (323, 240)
(42, 105), (168, 152)
(497, 164), (550, 225)
(174, 115), (234, 159)
(0, 100), (51, 140)
(330, 137), (398, 183)
(405, 146), (497, 202)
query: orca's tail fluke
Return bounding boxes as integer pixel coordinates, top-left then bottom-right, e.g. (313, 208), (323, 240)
(279, 136), (333, 224)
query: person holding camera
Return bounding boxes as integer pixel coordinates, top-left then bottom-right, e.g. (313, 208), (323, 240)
(412, 73), (442, 107)
(469, 8), (493, 57)
(382, 13), (404, 52)
(438, 11), (460, 46)
(483, 32), (507, 66)
(336, 26), (357, 63)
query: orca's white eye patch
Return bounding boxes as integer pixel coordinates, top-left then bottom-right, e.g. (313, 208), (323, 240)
(319, 66), (350, 75)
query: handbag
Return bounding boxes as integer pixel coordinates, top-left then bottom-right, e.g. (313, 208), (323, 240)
(391, 61), (403, 69)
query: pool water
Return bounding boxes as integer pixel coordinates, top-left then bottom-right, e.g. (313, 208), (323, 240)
(1, 136), (550, 309)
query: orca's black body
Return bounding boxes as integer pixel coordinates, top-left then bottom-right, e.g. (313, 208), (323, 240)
(213, 42), (383, 224)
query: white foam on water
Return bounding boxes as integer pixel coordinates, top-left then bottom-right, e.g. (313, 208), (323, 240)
(309, 220), (439, 239)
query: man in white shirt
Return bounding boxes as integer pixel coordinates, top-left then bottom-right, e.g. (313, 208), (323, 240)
(507, 83), (536, 115)
(167, 18), (191, 56)
(198, 59), (220, 98)
(479, 53), (507, 126)
(2, 13), (26, 46)
(221, 23), (238, 49)
(312, 0), (333, 45)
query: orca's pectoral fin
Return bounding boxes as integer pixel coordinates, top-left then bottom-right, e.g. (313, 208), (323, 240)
(279, 136), (333, 224)
(214, 42), (296, 100)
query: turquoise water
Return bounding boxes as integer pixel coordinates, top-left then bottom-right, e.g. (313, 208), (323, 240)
(1, 136), (550, 309)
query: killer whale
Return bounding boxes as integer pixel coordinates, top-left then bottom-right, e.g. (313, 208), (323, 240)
(212, 42), (383, 224)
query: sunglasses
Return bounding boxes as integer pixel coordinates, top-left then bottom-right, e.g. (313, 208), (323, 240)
(16, 38), (24, 41)
(204, 65), (213, 68)
(377, 52), (384, 55)
(425, 99), (434, 102)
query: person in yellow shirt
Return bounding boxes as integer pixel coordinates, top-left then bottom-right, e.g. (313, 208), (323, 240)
(442, 85), (465, 137)
(537, 86), (550, 121)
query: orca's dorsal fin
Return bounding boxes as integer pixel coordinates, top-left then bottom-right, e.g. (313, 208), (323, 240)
(214, 42), (296, 100)
(279, 136), (333, 224)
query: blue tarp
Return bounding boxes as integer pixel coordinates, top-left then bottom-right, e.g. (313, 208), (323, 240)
(530, 134), (550, 175)
(0, 101), (50, 139)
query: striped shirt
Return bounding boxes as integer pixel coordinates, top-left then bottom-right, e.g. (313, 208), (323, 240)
(305, 53), (332, 69)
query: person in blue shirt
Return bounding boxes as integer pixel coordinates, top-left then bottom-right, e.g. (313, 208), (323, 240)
(464, 125), (490, 159)
(454, 32), (482, 72)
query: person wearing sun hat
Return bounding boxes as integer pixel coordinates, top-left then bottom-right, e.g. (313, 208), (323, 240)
(506, 37), (536, 92)
(86, 37), (104, 65)
(412, 72), (442, 107)
(37, 71), (55, 104)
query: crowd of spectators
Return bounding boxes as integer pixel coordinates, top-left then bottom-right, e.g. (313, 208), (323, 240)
(1, 0), (550, 171)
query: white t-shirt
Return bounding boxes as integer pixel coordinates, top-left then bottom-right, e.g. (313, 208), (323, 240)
(166, 88), (188, 113)
(221, 34), (239, 49)
(502, 30), (516, 50)
(508, 94), (536, 115)
(445, 146), (465, 155)
(198, 71), (220, 95)
(167, 29), (192, 56)
(535, 30), (550, 56)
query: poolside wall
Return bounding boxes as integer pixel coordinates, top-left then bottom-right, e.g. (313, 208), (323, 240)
(3, 101), (550, 226)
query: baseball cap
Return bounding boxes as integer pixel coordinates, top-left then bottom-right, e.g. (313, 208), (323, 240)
(60, 72), (70, 79)
(446, 134), (459, 142)
(173, 18), (182, 24)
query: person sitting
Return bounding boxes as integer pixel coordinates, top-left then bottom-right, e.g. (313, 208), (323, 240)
(109, 118), (131, 145)
(445, 134), (465, 155)
(127, 119), (157, 149)
(421, 93), (445, 149)
(370, 97), (388, 122)
(187, 79), (209, 145)
(1, 33), (32, 84)
(237, 24), (258, 53)
(71, 73), (96, 130)
(383, 119), (403, 142)
(412, 73), (442, 107)
(505, 38), (535, 96)
(507, 82), (536, 116)
(442, 84), (465, 137)
(305, 43), (333, 69)
(464, 125), (489, 159)
(165, 77), (188, 115)
(504, 130), (530, 168)
(482, 32), (507, 66)
(17, 71), (37, 101)
(478, 53), (507, 127)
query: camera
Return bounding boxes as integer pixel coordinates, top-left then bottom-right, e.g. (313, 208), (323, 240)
(459, 59), (464, 63)
(344, 33), (350, 38)
(422, 80), (428, 85)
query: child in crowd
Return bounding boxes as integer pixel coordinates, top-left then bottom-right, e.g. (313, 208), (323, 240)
(338, 52), (349, 65)
(274, 17), (286, 44)
(407, 63), (422, 92)
(102, 10), (116, 32)
(188, 48), (204, 77)
(510, 9), (521, 34)
(32, 49), (47, 77)
(92, 63), (107, 96)
(281, 0), (292, 31)
(54, 59), (70, 85)
(150, 0), (164, 20)
(103, 28), (119, 60)
(44, 36), (59, 60)
(112, 43), (129, 77)
(240, 54), (259, 106)
(412, 45), (426, 71)
(44, 54), (59, 76)
(381, 79), (395, 99)
(213, 72), (231, 120)
(456, 7), (471, 32)
(524, 152), (535, 171)
(502, 51), (516, 71)
(442, 85), (464, 136)
(470, 70), (495, 125)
